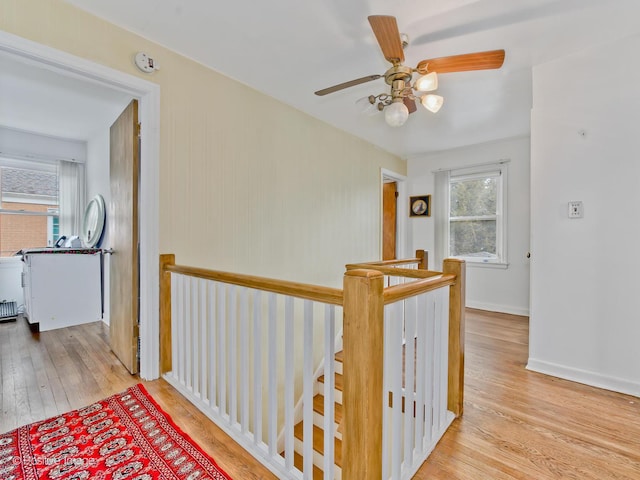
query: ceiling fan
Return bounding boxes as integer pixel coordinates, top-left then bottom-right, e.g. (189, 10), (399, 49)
(314, 15), (505, 127)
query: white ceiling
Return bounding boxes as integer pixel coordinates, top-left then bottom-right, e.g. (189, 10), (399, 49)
(13, 1), (640, 156)
(0, 52), (131, 142)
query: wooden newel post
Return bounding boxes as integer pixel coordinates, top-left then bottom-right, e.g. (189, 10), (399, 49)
(443, 258), (466, 417)
(159, 254), (175, 374)
(415, 249), (428, 270)
(342, 269), (385, 480)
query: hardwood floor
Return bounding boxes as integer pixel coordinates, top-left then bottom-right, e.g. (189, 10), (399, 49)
(414, 309), (640, 480)
(0, 318), (276, 479)
(2, 310), (639, 479)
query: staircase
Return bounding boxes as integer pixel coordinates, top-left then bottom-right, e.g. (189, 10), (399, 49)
(287, 350), (345, 479)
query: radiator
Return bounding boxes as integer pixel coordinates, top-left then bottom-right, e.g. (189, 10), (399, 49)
(0, 300), (17, 321)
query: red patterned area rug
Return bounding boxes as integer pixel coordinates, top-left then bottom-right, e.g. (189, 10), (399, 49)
(1, 383), (231, 480)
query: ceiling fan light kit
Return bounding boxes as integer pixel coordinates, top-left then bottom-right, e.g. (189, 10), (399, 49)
(315, 15), (505, 128)
(385, 99), (410, 127)
(414, 71), (438, 92)
(421, 94), (444, 113)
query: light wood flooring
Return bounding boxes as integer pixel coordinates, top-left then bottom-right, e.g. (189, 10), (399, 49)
(2, 310), (640, 479)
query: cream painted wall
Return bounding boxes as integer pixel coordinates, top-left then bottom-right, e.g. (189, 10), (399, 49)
(0, 0), (405, 290)
(529, 34), (640, 397)
(407, 136), (531, 316)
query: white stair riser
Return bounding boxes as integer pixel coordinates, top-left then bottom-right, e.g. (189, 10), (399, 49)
(293, 438), (342, 480)
(313, 411), (339, 432)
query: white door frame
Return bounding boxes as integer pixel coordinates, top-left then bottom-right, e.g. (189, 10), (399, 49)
(0, 30), (161, 380)
(381, 168), (408, 259)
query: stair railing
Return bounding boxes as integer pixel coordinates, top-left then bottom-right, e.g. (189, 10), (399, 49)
(160, 254), (342, 479)
(159, 251), (465, 479)
(342, 253), (465, 479)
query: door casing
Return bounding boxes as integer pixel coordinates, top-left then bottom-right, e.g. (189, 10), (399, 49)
(0, 30), (161, 380)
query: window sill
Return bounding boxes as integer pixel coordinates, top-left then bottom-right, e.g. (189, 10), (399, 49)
(465, 261), (509, 270)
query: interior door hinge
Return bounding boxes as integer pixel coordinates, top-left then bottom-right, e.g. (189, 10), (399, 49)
(136, 122), (141, 137)
(395, 191), (399, 198)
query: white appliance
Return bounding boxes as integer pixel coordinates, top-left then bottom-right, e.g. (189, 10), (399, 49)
(22, 249), (102, 331)
(0, 256), (24, 306)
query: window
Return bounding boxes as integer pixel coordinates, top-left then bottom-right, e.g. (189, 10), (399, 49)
(0, 159), (59, 256)
(47, 208), (61, 247)
(443, 163), (507, 266)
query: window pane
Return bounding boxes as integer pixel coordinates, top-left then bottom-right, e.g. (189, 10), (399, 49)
(0, 213), (58, 256)
(450, 176), (497, 216)
(450, 219), (497, 258)
(1, 164), (60, 256)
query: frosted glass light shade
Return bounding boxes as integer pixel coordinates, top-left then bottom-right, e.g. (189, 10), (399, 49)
(414, 72), (438, 92)
(421, 94), (444, 113)
(385, 100), (409, 127)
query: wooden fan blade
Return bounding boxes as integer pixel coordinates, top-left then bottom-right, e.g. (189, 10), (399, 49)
(314, 74), (382, 96)
(368, 15), (404, 64)
(416, 49), (505, 75)
(403, 97), (417, 114)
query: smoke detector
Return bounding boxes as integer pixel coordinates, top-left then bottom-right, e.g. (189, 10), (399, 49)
(134, 52), (158, 73)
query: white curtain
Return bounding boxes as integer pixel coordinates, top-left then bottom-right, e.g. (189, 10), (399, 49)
(433, 169), (450, 268)
(58, 160), (86, 237)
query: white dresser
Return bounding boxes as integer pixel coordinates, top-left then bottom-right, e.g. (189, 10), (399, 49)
(22, 249), (102, 331)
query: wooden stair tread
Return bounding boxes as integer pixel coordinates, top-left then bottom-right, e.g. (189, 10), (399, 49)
(294, 422), (342, 467)
(334, 350), (344, 363)
(293, 452), (323, 480)
(318, 372), (343, 391)
(313, 394), (343, 424)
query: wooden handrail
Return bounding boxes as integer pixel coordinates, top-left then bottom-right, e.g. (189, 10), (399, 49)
(383, 274), (456, 305)
(346, 257), (420, 268)
(346, 264), (443, 279)
(346, 249), (429, 270)
(164, 263), (344, 306)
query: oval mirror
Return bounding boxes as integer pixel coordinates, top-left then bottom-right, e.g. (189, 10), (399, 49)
(82, 194), (106, 248)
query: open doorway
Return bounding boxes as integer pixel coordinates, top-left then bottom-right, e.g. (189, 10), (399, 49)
(0, 30), (161, 379)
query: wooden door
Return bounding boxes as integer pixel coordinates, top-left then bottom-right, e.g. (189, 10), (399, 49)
(109, 99), (139, 374)
(382, 181), (398, 260)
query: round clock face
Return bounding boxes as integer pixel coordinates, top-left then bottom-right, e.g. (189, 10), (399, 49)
(412, 199), (427, 215)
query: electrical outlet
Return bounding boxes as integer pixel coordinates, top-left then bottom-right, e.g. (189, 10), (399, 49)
(568, 201), (583, 219)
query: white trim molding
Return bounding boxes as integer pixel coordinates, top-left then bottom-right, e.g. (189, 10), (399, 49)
(0, 29), (161, 380)
(526, 358), (640, 398)
(466, 301), (528, 317)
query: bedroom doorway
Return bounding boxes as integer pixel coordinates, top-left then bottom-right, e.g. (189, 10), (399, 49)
(381, 169), (408, 260)
(0, 30), (161, 380)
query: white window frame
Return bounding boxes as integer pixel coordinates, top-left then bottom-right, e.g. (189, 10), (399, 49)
(47, 208), (60, 247)
(448, 162), (508, 268)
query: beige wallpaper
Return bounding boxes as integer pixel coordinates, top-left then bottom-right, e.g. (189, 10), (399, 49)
(1, 0), (406, 288)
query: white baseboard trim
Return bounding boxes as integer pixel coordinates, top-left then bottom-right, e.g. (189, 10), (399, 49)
(526, 358), (640, 398)
(466, 301), (529, 317)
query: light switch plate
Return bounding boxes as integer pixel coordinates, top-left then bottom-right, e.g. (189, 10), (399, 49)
(568, 201), (583, 218)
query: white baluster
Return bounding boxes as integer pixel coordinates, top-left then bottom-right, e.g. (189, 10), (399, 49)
(229, 285), (238, 425)
(268, 293), (278, 455)
(239, 287), (249, 433)
(217, 282), (227, 416)
(302, 300), (314, 480)
(323, 304), (335, 480)
(252, 290), (263, 446)
(284, 296), (294, 470)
